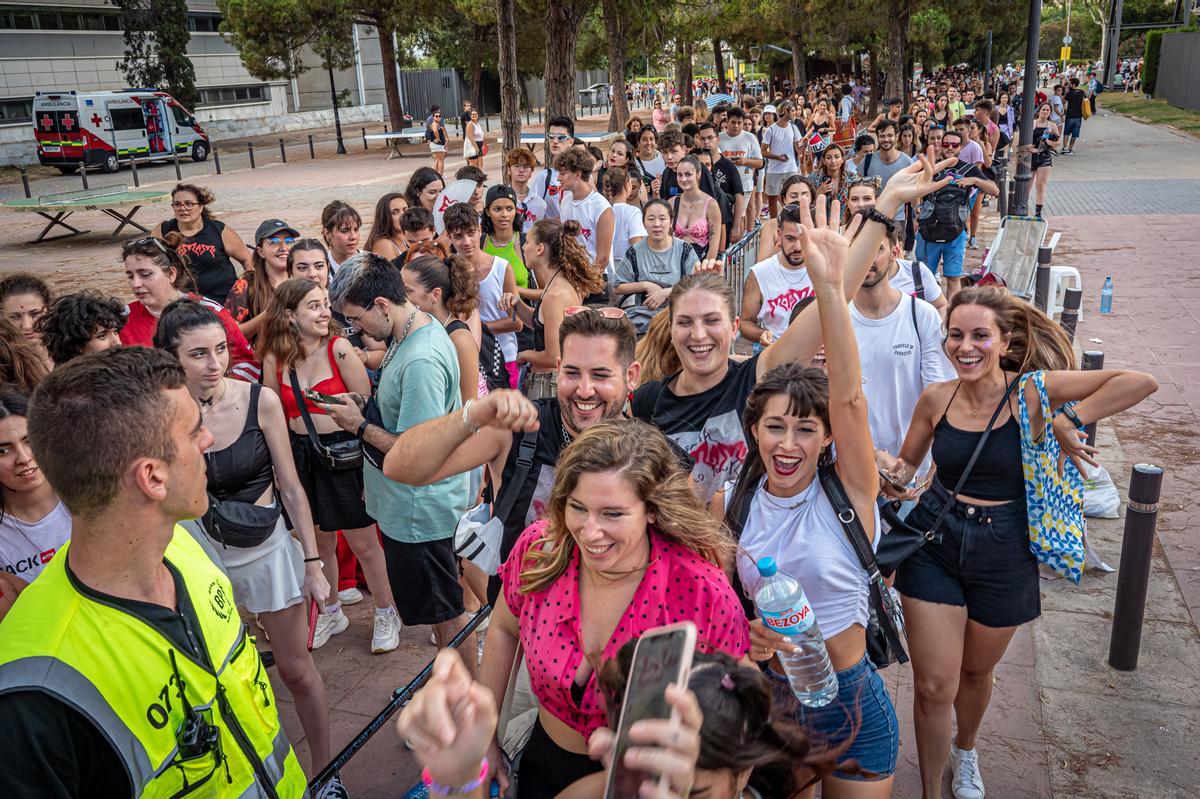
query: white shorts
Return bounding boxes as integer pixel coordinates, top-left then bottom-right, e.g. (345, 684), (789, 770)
(430, 142), (446, 153)
(764, 171), (797, 197)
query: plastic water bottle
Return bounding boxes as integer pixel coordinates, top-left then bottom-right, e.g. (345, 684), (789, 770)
(1100, 276), (1114, 314)
(754, 557), (838, 708)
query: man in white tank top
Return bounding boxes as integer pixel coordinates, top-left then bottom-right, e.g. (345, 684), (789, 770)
(739, 205), (812, 345)
(556, 148), (615, 276)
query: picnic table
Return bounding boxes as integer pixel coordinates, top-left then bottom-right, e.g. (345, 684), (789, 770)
(0, 186), (169, 244)
(511, 131), (623, 147)
(363, 128), (430, 159)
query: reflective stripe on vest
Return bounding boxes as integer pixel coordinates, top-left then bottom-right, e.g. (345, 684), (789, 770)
(0, 525), (309, 799)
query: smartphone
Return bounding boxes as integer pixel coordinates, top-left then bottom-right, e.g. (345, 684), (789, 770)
(603, 622), (697, 799)
(878, 467), (909, 493)
(303, 388), (345, 405)
(306, 598), (319, 651)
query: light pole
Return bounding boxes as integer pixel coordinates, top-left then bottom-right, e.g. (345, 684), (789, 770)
(1062, 0), (1073, 76)
(1012, 0), (1042, 217)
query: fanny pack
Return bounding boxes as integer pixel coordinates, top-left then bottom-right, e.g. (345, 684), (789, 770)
(289, 369), (363, 472)
(202, 496), (281, 548)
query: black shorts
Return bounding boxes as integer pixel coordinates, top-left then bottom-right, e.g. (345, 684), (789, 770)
(289, 430), (375, 532)
(517, 715), (602, 799)
(381, 535), (464, 626)
(895, 479), (1039, 628)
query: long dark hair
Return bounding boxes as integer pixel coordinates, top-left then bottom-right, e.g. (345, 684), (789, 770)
(366, 192), (407, 252)
(727, 363), (831, 535)
(0, 385), (33, 519)
(403, 255), (479, 317)
(153, 298), (225, 354)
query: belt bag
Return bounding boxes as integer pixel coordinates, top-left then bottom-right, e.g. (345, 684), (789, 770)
(203, 495), (281, 548)
(454, 431), (539, 576)
(289, 369), (363, 472)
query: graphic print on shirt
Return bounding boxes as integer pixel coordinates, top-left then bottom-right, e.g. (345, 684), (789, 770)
(177, 241), (217, 259)
(764, 286), (814, 320)
(668, 409), (748, 502)
(525, 464), (556, 527)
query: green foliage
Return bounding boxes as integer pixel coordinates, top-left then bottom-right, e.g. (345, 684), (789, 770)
(217, 0), (355, 78)
(113, 0), (198, 109)
(1143, 28), (1164, 94)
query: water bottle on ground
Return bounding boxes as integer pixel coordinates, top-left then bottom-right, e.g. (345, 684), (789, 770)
(754, 557), (838, 708)
(1100, 276), (1114, 314)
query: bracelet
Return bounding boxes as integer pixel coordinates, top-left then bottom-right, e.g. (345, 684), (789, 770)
(1061, 405), (1087, 431)
(303, 557), (322, 565)
(862, 207), (896, 232)
(421, 758), (488, 796)
(355, 418), (369, 440)
(462, 399), (480, 435)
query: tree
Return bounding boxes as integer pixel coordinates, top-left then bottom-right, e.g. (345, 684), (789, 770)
(113, 0), (198, 109)
(884, 0), (912, 103)
(496, 0), (521, 154)
(602, 0), (631, 131)
(545, 0), (595, 122)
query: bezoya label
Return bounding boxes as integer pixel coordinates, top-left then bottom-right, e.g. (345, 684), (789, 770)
(759, 593), (816, 635)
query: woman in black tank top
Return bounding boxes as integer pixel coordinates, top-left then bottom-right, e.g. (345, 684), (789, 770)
(153, 184), (251, 304)
(401, 248), (483, 405)
(153, 299), (341, 786)
(877, 286), (1158, 799)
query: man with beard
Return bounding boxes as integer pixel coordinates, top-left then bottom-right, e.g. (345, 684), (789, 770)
(383, 308), (640, 597)
(849, 224), (953, 467)
(860, 119), (914, 195)
(739, 204), (813, 347)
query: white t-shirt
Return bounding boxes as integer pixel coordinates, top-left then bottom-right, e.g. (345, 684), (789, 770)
(760, 122), (800, 174)
(850, 294), (955, 463)
(891, 259), (944, 304)
(838, 95), (854, 123)
(531, 168), (562, 218)
(749, 255), (813, 340)
(0, 500), (72, 583)
(559, 189), (613, 268)
(635, 153), (666, 180)
(476, 256), (518, 361)
(514, 190), (550, 233)
(719, 131), (762, 192)
(610, 203), (648, 276)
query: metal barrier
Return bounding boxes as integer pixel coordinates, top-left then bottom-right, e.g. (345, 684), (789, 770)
(723, 222), (763, 312)
(307, 604), (492, 792)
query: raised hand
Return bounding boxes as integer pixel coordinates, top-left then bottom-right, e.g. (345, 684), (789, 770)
(795, 198), (850, 289)
(878, 153), (958, 210)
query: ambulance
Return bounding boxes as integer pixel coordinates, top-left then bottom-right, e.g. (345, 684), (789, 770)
(33, 89), (210, 174)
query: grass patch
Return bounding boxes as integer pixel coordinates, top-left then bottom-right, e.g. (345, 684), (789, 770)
(0, 164), (61, 186)
(1102, 93), (1200, 138)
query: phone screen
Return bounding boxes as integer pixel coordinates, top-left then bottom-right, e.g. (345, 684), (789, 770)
(603, 625), (696, 799)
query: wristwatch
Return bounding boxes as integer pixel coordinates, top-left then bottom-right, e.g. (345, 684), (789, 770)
(355, 418), (369, 440)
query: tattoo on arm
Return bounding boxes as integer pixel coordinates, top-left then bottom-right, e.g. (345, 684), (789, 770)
(337, 351), (346, 360)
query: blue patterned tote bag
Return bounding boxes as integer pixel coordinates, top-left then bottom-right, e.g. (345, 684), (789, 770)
(1017, 370), (1086, 584)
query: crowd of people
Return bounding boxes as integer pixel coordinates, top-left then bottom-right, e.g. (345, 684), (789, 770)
(0, 65), (1157, 799)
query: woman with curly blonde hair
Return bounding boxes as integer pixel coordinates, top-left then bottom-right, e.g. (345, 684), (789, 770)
(478, 419), (749, 798)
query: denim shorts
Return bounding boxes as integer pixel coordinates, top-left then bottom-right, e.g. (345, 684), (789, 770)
(916, 232), (967, 278)
(1063, 116), (1082, 138)
(895, 479), (1040, 628)
(767, 657), (899, 780)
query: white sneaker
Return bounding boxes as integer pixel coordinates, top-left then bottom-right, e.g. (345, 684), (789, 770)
(311, 609), (349, 650)
(315, 773), (349, 799)
(338, 586), (364, 605)
(371, 608), (401, 653)
(950, 745), (986, 799)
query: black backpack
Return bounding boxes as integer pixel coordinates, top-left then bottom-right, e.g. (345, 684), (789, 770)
(918, 181), (970, 244)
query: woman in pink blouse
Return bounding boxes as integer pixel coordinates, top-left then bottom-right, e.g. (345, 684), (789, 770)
(479, 419), (750, 797)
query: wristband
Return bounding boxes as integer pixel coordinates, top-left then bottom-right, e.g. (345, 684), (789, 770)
(355, 419), (369, 440)
(462, 399), (481, 435)
(422, 758), (488, 796)
(1061, 405), (1087, 431)
(862, 207), (896, 232)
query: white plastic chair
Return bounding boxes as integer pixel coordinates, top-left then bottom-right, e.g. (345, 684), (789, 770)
(1048, 265), (1083, 320)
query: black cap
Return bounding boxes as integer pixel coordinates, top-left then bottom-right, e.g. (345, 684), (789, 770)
(255, 219), (299, 243)
(484, 184), (518, 210)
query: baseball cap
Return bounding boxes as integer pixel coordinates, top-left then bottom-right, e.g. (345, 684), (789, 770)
(255, 219), (299, 243)
(485, 184), (518, 210)
(763, 104), (778, 115)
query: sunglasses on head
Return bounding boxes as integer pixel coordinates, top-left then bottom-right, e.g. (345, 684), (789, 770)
(564, 306), (625, 319)
(126, 236), (172, 257)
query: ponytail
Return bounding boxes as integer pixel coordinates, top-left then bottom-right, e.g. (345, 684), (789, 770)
(530, 218), (606, 297)
(403, 254), (479, 317)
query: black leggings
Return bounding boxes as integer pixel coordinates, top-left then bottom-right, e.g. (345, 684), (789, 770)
(517, 716), (602, 798)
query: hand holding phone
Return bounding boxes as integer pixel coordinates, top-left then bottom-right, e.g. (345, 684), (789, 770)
(303, 388), (346, 405)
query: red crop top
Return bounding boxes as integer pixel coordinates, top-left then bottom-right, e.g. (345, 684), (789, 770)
(276, 338), (351, 419)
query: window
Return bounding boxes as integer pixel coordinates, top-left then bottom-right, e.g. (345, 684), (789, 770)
(0, 5), (122, 31)
(197, 84), (267, 107)
(170, 105), (193, 126)
(0, 97), (33, 124)
(110, 108), (145, 131)
(187, 13), (222, 32)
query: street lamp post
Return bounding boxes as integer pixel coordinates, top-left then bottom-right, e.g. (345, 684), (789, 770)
(1012, 0), (1043, 217)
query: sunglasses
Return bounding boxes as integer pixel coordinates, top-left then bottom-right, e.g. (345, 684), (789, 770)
(564, 306), (626, 320)
(126, 236), (172, 257)
(547, 133), (572, 143)
(847, 175), (882, 190)
(943, 141), (962, 148)
(266, 236), (297, 246)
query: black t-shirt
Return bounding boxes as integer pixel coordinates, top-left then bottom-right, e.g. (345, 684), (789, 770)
(460, 110), (472, 132)
(0, 560), (199, 799)
(1065, 89), (1086, 119)
(160, 217), (238, 305)
(631, 353), (762, 500)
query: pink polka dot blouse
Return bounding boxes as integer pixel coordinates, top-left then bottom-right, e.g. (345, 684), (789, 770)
(500, 520), (750, 739)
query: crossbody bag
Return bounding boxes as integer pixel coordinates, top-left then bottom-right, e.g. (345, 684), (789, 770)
(289, 369), (363, 472)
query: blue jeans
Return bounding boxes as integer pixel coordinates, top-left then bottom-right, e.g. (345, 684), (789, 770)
(767, 656), (899, 779)
(916, 231), (967, 278)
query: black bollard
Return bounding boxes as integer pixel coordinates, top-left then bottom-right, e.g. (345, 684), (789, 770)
(19, 166), (30, 198)
(1081, 351), (1104, 447)
(79, 164), (89, 190)
(130, 157), (140, 187)
(1059, 287), (1083, 340)
(309, 135), (315, 159)
(173, 150), (182, 180)
(213, 147), (222, 175)
(1108, 464), (1165, 672)
(1033, 245), (1054, 312)
(248, 142), (256, 169)
(279, 138), (287, 163)
(362, 127), (368, 151)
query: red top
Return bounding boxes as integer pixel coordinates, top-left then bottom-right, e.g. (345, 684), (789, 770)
(500, 520), (750, 739)
(275, 338), (351, 419)
(120, 295), (260, 383)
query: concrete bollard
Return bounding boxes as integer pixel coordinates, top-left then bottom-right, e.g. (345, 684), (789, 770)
(1108, 464), (1165, 672)
(1059, 287), (1083, 341)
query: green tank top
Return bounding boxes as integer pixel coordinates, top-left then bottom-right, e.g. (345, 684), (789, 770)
(483, 235), (529, 288)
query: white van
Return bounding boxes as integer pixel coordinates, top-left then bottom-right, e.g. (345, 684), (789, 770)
(33, 89), (210, 174)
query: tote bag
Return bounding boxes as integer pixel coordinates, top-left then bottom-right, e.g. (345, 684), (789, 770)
(1017, 370), (1086, 584)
